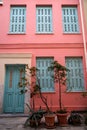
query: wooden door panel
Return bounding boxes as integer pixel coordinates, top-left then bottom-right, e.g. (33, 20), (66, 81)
(4, 65), (25, 113)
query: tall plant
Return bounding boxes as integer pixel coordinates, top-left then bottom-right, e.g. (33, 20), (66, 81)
(18, 65), (50, 112)
(48, 61), (69, 111)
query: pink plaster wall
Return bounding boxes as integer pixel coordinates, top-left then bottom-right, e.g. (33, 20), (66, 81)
(0, 0), (83, 44)
(0, 0), (87, 112)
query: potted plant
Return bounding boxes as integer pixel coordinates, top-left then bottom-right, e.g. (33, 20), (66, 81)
(44, 112), (56, 128)
(84, 115), (87, 125)
(18, 65), (46, 127)
(18, 65), (55, 128)
(48, 60), (69, 126)
(24, 104), (46, 127)
(68, 111), (82, 125)
(35, 67), (56, 128)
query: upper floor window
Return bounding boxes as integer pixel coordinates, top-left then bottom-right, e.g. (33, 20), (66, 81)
(36, 6), (53, 34)
(62, 6), (79, 33)
(9, 6), (26, 34)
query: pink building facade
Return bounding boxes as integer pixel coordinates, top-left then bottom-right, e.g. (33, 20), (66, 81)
(0, 0), (87, 113)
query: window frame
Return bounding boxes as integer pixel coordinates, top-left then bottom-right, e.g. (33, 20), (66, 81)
(9, 6), (26, 34)
(36, 57), (54, 92)
(36, 6), (53, 34)
(62, 6), (79, 34)
(65, 57), (84, 92)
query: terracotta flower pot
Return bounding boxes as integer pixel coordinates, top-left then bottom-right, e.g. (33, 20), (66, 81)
(44, 114), (55, 128)
(57, 113), (68, 126)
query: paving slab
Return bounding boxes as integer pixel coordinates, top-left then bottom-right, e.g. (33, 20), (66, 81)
(0, 117), (87, 130)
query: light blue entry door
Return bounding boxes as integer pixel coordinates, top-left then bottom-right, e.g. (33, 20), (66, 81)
(3, 65), (25, 113)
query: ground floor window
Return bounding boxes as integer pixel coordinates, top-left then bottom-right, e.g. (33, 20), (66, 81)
(65, 57), (84, 92)
(36, 57), (54, 92)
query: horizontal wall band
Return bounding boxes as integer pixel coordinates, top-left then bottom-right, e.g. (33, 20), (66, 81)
(0, 53), (32, 58)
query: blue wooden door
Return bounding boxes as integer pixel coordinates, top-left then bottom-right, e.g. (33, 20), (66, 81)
(3, 65), (25, 113)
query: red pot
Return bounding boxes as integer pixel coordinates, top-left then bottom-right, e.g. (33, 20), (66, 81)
(44, 114), (55, 127)
(57, 113), (68, 126)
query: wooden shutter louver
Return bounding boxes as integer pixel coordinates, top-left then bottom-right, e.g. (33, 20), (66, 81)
(66, 57), (84, 92)
(36, 58), (54, 92)
(36, 7), (52, 33)
(10, 6), (26, 33)
(62, 7), (79, 33)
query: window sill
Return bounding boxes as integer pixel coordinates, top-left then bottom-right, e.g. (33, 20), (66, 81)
(66, 90), (85, 93)
(63, 32), (81, 35)
(41, 90), (55, 93)
(8, 33), (26, 35)
(35, 32), (54, 35)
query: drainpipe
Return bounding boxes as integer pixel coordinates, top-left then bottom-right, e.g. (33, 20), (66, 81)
(79, 0), (87, 71)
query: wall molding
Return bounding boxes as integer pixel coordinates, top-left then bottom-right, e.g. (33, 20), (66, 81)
(0, 53), (32, 58)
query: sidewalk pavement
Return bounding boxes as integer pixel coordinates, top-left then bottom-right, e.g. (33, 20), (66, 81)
(0, 116), (87, 130)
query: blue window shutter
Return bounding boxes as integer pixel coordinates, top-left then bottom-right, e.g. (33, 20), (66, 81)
(36, 58), (54, 92)
(62, 7), (79, 33)
(65, 57), (84, 92)
(36, 6), (52, 33)
(10, 6), (26, 34)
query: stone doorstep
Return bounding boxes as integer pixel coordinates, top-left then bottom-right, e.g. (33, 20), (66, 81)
(0, 114), (28, 118)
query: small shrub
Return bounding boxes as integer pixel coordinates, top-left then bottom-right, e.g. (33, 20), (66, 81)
(68, 112), (82, 125)
(85, 115), (87, 125)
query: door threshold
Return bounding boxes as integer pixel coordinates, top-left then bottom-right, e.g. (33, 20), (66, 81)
(0, 114), (28, 118)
